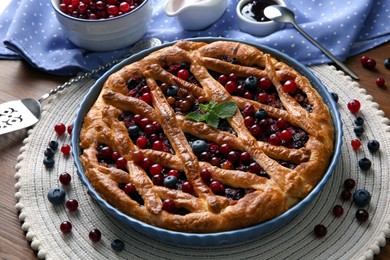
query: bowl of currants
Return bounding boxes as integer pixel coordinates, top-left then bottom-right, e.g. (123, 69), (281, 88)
(50, 0), (152, 51)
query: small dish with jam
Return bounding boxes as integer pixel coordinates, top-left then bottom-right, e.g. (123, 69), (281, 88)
(236, 0), (286, 36)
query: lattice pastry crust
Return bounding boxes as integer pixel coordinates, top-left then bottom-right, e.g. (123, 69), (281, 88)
(79, 40), (334, 233)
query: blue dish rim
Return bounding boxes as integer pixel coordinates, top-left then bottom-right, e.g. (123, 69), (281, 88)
(71, 37), (343, 246)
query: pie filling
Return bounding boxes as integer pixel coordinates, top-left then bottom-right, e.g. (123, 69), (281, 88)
(79, 41), (334, 233)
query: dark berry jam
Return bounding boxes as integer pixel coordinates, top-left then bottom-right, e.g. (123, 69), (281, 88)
(241, 0), (278, 22)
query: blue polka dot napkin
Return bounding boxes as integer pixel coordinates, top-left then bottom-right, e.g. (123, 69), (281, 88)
(0, 0), (389, 76)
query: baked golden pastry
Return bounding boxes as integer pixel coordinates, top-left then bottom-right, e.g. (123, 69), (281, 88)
(79, 40), (334, 233)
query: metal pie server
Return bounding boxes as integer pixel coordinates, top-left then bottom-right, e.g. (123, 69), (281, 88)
(0, 38), (162, 135)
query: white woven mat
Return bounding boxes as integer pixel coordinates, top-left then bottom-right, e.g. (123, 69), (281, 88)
(14, 64), (390, 259)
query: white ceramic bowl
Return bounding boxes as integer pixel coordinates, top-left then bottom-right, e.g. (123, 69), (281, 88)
(50, 0), (152, 52)
(164, 0), (228, 31)
(237, 0), (285, 36)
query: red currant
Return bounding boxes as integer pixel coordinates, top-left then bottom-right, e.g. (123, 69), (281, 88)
(61, 144), (71, 156)
(347, 99), (361, 114)
(59, 172), (72, 185)
(66, 199), (79, 212)
(89, 228), (102, 242)
(351, 139), (362, 150)
(313, 224), (327, 238)
(355, 209), (369, 222)
(60, 221), (72, 233)
(149, 163), (163, 175)
(376, 76), (385, 87)
(162, 199), (176, 213)
(123, 183), (136, 195)
(181, 181), (194, 194)
(332, 205), (344, 217)
(54, 123), (66, 135)
(116, 157), (127, 169)
(177, 69), (189, 80)
(282, 80), (298, 93)
(340, 190), (352, 201)
(225, 81), (238, 94)
(343, 178), (356, 190)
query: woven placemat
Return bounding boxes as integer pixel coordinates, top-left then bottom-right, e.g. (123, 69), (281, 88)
(14, 64), (390, 259)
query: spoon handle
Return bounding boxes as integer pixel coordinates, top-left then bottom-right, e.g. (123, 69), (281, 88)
(290, 21), (359, 80)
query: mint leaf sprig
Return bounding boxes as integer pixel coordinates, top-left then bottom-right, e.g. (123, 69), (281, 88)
(186, 100), (238, 128)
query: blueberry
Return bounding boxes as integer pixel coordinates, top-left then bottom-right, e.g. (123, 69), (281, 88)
(353, 125), (364, 137)
(164, 175), (178, 188)
(255, 109), (268, 120)
(384, 58), (390, 69)
(166, 85), (179, 96)
(127, 125), (140, 137)
(191, 140), (208, 154)
(47, 187), (66, 205)
(331, 92), (339, 103)
(358, 157), (372, 171)
(243, 76), (259, 92)
(49, 140), (59, 150)
(353, 189), (371, 207)
(354, 117), (364, 126)
(44, 147), (55, 158)
(43, 157), (55, 168)
(127, 78), (138, 90)
(111, 239), (125, 252)
(367, 139), (380, 153)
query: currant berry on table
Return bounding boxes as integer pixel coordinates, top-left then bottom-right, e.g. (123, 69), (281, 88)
(351, 139), (362, 150)
(343, 178), (356, 190)
(347, 99), (361, 114)
(61, 144), (71, 156)
(376, 76), (385, 87)
(332, 205), (344, 217)
(54, 123), (67, 136)
(355, 209), (369, 222)
(66, 199), (79, 212)
(89, 228), (102, 242)
(59, 172), (72, 185)
(313, 224), (327, 238)
(60, 221), (72, 233)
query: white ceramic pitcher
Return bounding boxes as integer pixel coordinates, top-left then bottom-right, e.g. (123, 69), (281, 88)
(164, 0), (228, 31)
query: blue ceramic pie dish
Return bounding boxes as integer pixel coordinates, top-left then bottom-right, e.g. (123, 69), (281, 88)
(71, 37), (342, 246)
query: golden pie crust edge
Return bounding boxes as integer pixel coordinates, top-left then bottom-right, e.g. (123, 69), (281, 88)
(79, 40), (335, 233)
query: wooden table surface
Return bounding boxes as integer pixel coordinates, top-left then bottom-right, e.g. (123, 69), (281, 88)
(0, 42), (389, 259)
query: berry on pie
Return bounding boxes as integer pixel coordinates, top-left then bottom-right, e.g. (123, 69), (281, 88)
(79, 40), (335, 233)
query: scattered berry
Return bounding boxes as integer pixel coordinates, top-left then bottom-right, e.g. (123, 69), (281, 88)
(49, 140), (59, 150)
(384, 58), (390, 69)
(347, 99), (361, 114)
(43, 157), (55, 168)
(355, 209), (369, 222)
(44, 147), (55, 158)
(360, 56), (376, 70)
(61, 144), (71, 156)
(340, 190), (352, 201)
(353, 189), (371, 207)
(343, 178), (356, 190)
(60, 221), (72, 233)
(54, 123), (66, 135)
(353, 125), (364, 137)
(89, 228), (102, 242)
(367, 139), (380, 153)
(354, 117), (364, 126)
(59, 172), (72, 185)
(66, 199), (79, 212)
(47, 187), (66, 205)
(376, 77), (385, 87)
(111, 239), (125, 252)
(351, 139), (362, 150)
(67, 124), (73, 135)
(358, 157), (372, 171)
(332, 205), (344, 217)
(330, 92), (339, 103)
(314, 224), (327, 238)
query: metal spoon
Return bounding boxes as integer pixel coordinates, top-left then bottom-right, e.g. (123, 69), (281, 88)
(264, 5), (359, 80)
(0, 37), (162, 135)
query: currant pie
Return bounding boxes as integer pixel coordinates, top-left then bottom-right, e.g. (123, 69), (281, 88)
(79, 40), (334, 233)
